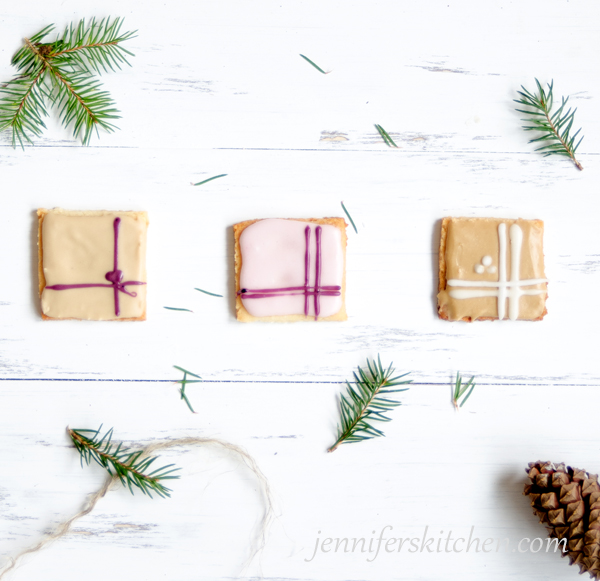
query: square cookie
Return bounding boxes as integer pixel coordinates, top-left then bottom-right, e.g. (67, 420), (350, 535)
(38, 208), (148, 321)
(437, 217), (547, 321)
(234, 218), (347, 322)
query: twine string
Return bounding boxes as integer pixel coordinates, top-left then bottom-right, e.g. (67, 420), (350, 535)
(0, 436), (274, 580)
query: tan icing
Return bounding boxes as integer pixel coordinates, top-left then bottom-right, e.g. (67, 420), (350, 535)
(40, 210), (148, 320)
(437, 217), (546, 321)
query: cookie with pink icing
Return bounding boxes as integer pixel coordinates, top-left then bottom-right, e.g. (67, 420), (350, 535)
(234, 218), (347, 322)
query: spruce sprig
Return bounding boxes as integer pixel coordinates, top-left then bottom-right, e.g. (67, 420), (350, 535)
(0, 17), (136, 148)
(68, 426), (180, 498)
(328, 356), (411, 453)
(515, 79), (584, 171)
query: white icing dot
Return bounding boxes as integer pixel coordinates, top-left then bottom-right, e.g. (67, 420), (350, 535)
(487, 266), (497, 274)
(482, 255), (492, 266)
(474, 264), (485, 274)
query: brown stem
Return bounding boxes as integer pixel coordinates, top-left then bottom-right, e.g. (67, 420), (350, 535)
(68, 428), (161, 486)
(24, 37), (100, 128)
(541, 98), (583, 171)
(327, 379), (388, 453)
(47, 65), (100, 125)
(52, 41), (120, 58)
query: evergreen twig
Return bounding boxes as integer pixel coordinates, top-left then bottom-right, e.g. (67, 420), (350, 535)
(0, 17), (135, 148)
(328, 356), (411, 452)
(452, 372), (476, 410)
(68, 426), (180, 498)
(515, 79), (584, 171)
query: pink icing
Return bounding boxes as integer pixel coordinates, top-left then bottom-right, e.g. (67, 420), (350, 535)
(239, 219), (344, 319)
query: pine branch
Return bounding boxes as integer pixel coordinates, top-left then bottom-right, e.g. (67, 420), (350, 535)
(328, 356), (411, 453)
(0, 17), (135, 148)
(452, 372), (476, 410)
(11, 24), (56, 74)
(515, 79), (584, 171)
(0, 68), (50, 147)
(49, 66), (120, 145)
(68, 426), (180, 498)
(50, 17), (136, 74)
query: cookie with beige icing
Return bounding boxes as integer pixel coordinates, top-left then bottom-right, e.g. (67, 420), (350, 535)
(38, 208), (148, 321)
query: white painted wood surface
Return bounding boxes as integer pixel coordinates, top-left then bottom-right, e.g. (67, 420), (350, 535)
(1, 1), (599, 579)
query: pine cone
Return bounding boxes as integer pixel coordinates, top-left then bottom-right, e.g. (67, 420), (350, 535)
(525, 461), (600, 579)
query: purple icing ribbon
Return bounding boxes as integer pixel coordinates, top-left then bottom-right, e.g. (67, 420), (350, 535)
(45, 217), (146, 317)
(238, 225), (341, 320)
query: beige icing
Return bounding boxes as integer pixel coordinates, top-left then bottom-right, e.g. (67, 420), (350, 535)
(40, 209), (148, 320)
(437, 217), (547, 321)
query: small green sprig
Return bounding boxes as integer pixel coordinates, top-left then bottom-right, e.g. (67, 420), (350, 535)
(452, 373), (476, 410)
(174, 365), (202, 413)
(194, 287), (223, 298)
(328, 356), (411, 453)
(340, 201), (358, 234)
(299, 54), (329, 74)
(193, 174), (227, 186)
(374, 124), (398, 148)
(0, 17), (136, 148)
(515, 79), (584, 171)
(68, 426), (179, 498)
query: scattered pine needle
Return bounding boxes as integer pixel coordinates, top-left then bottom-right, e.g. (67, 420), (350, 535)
(374, 124), (398, 148)
(174, 366), (202, 414)
(194, 287), (223, 298)
(193, 174), (227, 186)
(164, 307), (193, 313)
(173, 366), (201, 379)
(341, 201), (358, 234)
(299, 54), (329, 74)
(452, 373), (476, 410)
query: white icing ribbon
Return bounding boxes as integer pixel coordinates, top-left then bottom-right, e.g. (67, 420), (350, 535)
(447, 223), (547, 321)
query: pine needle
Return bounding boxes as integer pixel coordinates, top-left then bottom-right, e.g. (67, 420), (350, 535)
(515, 79), (584, 171)
(299, 54), (329, 74)
(374, 124), (398, 148)
(163, 306), (193, 312)
(194, 287), (223, 297)
(174, 366), (201, 414)
(452, 372), (476, 411)
(193, 174), (227, 186)
(340, 201), (358, 234)
(328, 355), (411, 452)
(68, 426), (180, 498)
(0, 17), (136, 148)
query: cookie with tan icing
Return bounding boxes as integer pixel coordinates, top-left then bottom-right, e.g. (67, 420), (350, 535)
(437, 217), (547, 322)
(38, 208), (148, 321)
